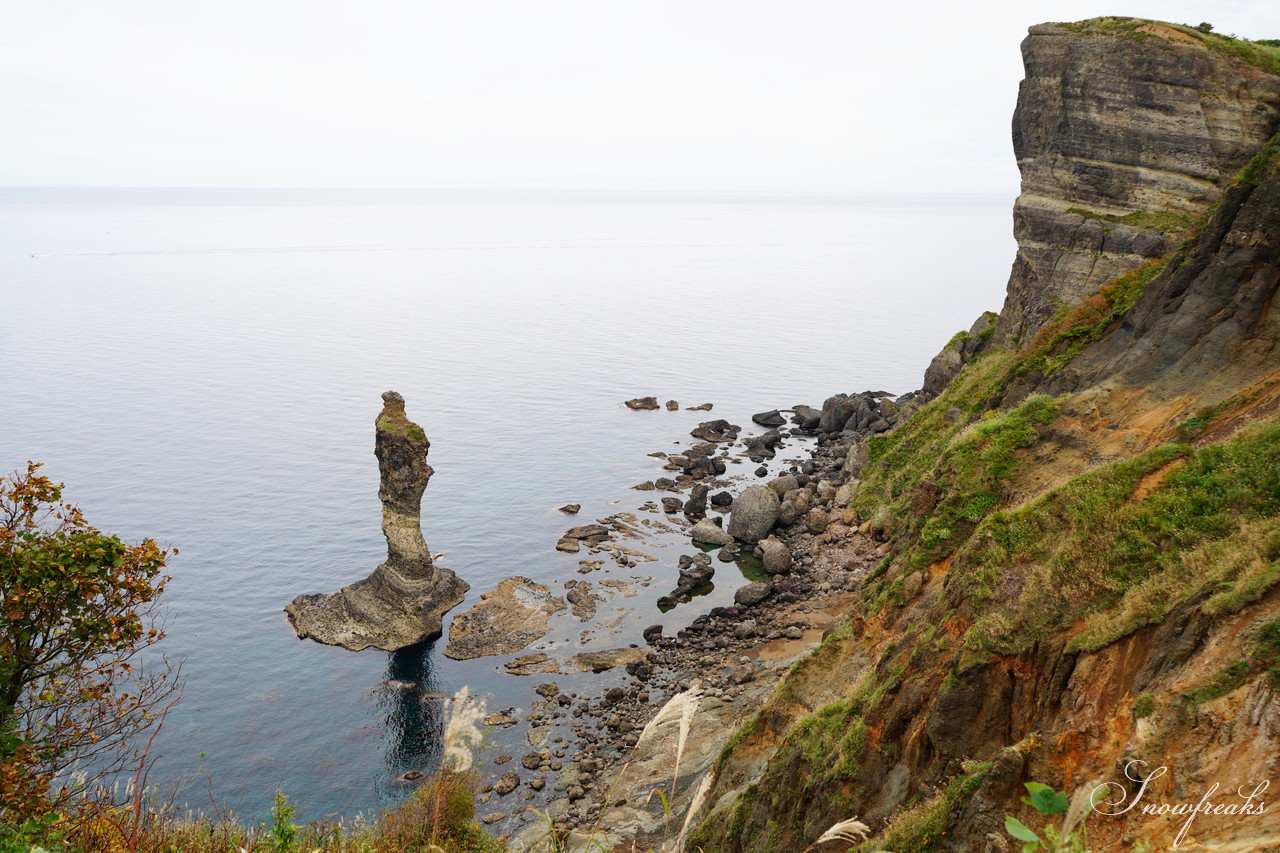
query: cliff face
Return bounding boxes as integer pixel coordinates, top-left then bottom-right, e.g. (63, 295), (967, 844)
(679, 20), (1280, 853)
(993, 19), (1280, 348)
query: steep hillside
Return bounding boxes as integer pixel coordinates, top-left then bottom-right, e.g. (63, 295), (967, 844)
(683, 19), (1280, 853)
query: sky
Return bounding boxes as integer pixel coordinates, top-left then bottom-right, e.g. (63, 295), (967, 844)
(4, 0), (1280, 193)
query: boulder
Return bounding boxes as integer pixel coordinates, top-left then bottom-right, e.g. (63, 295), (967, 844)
(684, 483), (710, 517)
(690, 419), (740, 442)
(819, 394), (856, 433)
(751, 410), (787, 427)
(734, 581), (773, 607)
(727, 485), (780, 543)
(791, 405), (823, 430)
(760, 536), (793, 574)
(690, 518), (734, 546)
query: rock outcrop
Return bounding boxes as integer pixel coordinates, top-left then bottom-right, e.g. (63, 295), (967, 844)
(444, 577), (566, 660)
(993, 18), (1280, 347)
(285, 391), (469, 651)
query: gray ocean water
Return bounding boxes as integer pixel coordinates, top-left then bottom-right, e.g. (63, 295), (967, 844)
(0, 188), (1013, 820)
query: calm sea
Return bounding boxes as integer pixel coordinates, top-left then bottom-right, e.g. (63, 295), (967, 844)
(0, 188), (1013, 820)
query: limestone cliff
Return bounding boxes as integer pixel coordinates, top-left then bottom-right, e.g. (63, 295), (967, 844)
(285, 391), (468, 651)
(677, 20), (1280, 853)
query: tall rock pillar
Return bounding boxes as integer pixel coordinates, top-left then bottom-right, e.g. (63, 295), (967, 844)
(285, 392), (469, 651)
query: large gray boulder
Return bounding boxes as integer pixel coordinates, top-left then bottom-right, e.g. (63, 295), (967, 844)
(727, 485), (780, 544)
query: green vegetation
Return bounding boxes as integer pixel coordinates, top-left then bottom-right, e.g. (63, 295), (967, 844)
(1058, 17), (1280, 74)
(954, 419), (1280, 656)
(1064, 206), (1197, 234)
(1015, 257), (1167, 379)
(0, 463), (179, 818)
(1251, 619), (1280, 688)
(377, 418), (427, 441)
(1132, 693), (1156, 717)
(1182, 661), (1250, 703)
(858, 761), (991, 853)
(789, 699), (868, 777)
(1236, 130), (1280, 187)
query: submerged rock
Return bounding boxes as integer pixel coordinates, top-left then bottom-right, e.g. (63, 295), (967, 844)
(444, 577), (566, 660)
(285, 391), (469, 651)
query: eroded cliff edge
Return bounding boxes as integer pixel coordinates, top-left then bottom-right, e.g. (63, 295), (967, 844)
(993, 18), (1280, 348)
(667, 19), (1280, 853)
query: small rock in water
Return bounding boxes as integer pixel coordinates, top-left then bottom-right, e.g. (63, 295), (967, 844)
(494, 772), (520, 796)
(686, 403), (714, 411)
(710, 491), (733, 507)
(752, 410), (787, 427)
(556, 538), (581, 553)
(754, 466), (769, 477)
(625, 397), (660, 410)
(660, 497), (684, 514)
(558, 504), (581, 514)
(665, 400), (680, 411)
(482, 812), (506, 824)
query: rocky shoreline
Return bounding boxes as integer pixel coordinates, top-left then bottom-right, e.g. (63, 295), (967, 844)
(446, 390), (918, 848)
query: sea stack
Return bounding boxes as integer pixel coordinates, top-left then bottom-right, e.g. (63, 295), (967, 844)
(285, 391), (469, 651)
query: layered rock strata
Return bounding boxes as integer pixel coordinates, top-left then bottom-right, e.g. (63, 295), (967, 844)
(994, 19), (1280, 347)
(285, 391), (469, 651)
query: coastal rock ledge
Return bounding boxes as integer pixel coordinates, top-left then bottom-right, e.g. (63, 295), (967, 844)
(285, 391), (469, 651)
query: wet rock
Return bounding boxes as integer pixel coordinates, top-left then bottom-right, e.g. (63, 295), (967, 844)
(624, 397), (660, 410)
(665, 400), (680, 411)
(684, 483), (709, 517)
(286, 391), (469, 651)
(752, 410), (787, 427)
(660, 497), (684, 514)
(494, 754), (512, 765)
(754, 465), (769, 477)
(744, 429), (784, 461)
(710, 491), (733, 507)
(483, 712), (518, 728)
(504, 653), (560, 676)
(495, 772), (520, 795)
(643, 624), (664, 642)
(717, 542), (741, 562)
(690, 518), (734, 546)
(633, 481), (656, 491)
(558, 504), (581, 514)
(535, 682), (560, 699)
(727, 484), (781, 543)
(444, 578), (566, 660)
(734, 581), (773, 607)
(520, 752), (543, 770)
(686, 403), (714, 411)
(690, 419), (740, 443)
(791, 405), (823, 430)
(563, 524), (610, 541)
(481, 812), (505, 824)
(555, 538), (581, 553)
(570, 647), (650, 673)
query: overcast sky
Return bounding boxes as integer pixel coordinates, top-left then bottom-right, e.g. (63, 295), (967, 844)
(4, 1), (1279, 193)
